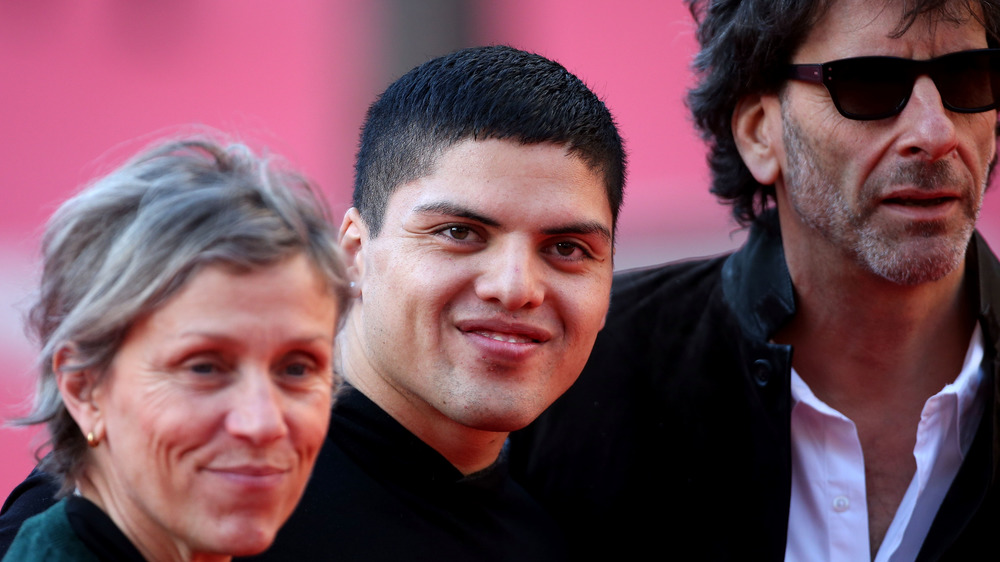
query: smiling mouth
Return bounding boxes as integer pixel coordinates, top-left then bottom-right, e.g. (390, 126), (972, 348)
(472, 330), (539, 344)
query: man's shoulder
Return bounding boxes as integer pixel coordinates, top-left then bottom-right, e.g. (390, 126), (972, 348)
(601, 253), (731, 337)
(612, 253), (728, 304)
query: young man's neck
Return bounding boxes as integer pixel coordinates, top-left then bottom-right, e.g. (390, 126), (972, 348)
(337, 328), (508, 476)
(349, 374), (509, 475)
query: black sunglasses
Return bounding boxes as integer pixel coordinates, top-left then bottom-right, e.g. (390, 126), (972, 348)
(786, 48), (1000, 120)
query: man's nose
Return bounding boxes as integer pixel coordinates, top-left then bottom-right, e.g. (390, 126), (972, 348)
(474, 241), (545, 310)
(896, 75), (960, 161)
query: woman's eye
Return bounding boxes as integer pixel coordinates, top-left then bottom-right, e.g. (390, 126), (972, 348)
(189, 362), (218, 375)
(283, 362), (309, 377)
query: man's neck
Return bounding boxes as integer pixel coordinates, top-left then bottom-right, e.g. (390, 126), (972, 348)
(336, 324), (508, 476)
(776, 229), (976, 555)
(777, 248), (973, 409)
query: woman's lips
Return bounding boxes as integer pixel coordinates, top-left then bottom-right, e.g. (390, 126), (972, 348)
(204, 464), (290, 488)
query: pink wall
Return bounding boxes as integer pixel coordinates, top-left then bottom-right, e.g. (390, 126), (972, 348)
(1, 1), (998, 499)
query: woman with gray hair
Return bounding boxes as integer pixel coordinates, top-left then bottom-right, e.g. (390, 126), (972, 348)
(3, 136), (351, 561)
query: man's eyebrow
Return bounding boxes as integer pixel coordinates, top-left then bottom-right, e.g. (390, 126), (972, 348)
(412, 202), (500, 227)
(413, 201), (612, 245)
(543, 222), (613, 246)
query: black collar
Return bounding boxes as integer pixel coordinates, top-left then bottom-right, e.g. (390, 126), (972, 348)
(65, 495), (146, 562)
(720, 210), (796, 342)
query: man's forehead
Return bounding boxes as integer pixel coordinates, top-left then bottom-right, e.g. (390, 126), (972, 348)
(795, 0), (988, 60)
(390, 138), (614, 216)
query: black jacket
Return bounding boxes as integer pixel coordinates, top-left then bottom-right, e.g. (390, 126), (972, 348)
(509, 216), (1000, 560)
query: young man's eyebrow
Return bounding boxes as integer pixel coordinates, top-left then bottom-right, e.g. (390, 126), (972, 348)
(412, 202), (500, 227)
(543, 222), (613, 246)
(413, 201), (612, 245)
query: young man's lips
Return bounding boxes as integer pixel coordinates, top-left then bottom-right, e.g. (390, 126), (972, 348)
(455, 319), (551, 344)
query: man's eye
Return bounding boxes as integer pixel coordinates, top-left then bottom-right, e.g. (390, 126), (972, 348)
(446, 226), (472, 240)
(436, 225), (483, 243)
(549, 241), (593, 260)
(555, 242), (581, 257)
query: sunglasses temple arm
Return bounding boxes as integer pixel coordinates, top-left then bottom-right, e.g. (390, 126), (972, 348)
(787, 64), (824, 84)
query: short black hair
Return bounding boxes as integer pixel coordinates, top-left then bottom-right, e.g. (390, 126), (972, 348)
(353, 45), (626, 237)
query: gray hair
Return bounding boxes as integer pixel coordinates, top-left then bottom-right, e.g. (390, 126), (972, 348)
(18, 136), (351, 494)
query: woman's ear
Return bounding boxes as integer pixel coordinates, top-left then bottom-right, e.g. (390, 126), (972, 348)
(338, 207), (367, 298)
(54, 343), (105, 446)
(732, 92), (783, 186)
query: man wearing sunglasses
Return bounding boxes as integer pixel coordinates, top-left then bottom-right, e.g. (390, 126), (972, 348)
(511, 1), (1000, 560)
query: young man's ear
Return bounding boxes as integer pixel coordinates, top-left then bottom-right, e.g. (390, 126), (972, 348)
(732, 92), (783, 186)
(338, 207), (367, 298)
(54, 343), (105, 446)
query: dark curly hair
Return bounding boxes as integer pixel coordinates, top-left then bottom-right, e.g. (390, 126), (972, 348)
(685, 0), (1000, 226)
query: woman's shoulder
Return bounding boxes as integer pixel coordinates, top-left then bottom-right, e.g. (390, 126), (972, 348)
(3, 499), (101, 562)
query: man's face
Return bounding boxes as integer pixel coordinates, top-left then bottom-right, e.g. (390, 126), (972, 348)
(340, 138), (614, 434)
(774, 0), (996, 285)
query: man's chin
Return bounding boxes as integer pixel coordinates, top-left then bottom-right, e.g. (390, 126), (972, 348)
(859, 243), (966, 286)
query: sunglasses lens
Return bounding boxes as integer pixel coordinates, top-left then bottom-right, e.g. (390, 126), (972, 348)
(934, 51), (999, 111)
(827, 58), (913, 119)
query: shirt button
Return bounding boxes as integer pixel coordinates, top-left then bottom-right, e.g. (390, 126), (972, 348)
(833, 495), (850, 512)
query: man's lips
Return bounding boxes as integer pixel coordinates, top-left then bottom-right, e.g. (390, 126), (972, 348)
(878, 188), (963, 218)
(454, 319), (551, 344)
(882, 196), (957, 207)
(880, 188), (960, 206)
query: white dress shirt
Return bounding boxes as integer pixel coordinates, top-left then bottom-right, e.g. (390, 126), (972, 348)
(785, 323), (987, 562)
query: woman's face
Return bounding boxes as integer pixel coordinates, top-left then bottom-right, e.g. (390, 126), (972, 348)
(83, 253), (338, 559)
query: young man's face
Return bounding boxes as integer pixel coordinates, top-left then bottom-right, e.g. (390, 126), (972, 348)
(340, 138), (614, 434)
(772, 0), (995, 285)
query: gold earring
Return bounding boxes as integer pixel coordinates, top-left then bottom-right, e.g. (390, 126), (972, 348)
(86, 431), (100, 448)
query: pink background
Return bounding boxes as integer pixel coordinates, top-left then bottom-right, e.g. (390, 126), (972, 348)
(1, 2), (997, 498)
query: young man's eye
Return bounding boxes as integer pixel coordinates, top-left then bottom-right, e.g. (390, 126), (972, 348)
(555, 242), (581, 257)
(549, 241), (593, 260)
(447, 226), (471, 240)
(436, 225), (483, 243)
